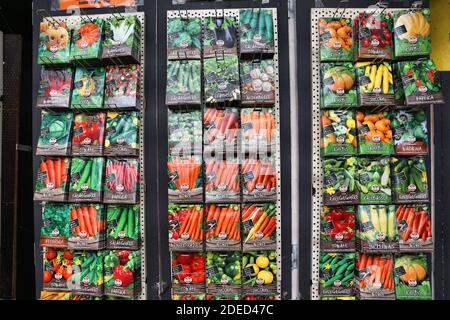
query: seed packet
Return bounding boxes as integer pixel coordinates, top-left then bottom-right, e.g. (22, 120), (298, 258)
(242, 204), (277, 251)
(207, 294), (241, 300)
(71, 112), (106, 156)
(40, 203), (71, 248)
(393, 253), (432, 300)
(354, 11), (393, 60)
(392, 109), (428, 155)
(204, 56), (241, 103)
(166, 60), (201, 105)
(168, 109), (202, 155)
(171, 252), (206, 294)
(172, 294), (206, 300)
(205, 204), (240, 251)
(34, 157), (71, 202)
(104, 65), (140, 109)
(105, 112), (139, 156)
(393, 63), (406, 106)
(240, 59), (275, 105)
(396, 204), (432, 252)
(72, 251), (105, 296)
(40, 291), (92, 300)
(321, 63), (357, 108)
(106, 205), (140, 250)
(169, 204), (203, 251)
(206, 251), (241, 295)
(239, 9), (275, 54)
(357, 157), (392, 204)
(205, 157), (240, 203)
(319, 252), (355, 297)
(42, 249), (73, 292)
(38, 21), (71, 65)
(391, 157), (429, 203)
(242, 251), (277, 295)
(68, 157), (104, 202)
(167, 17), (201, 60)
(356, 110), (394, 155)
(103, 16), (141, 63)
(70, 19), (104, 62)
(393, 9), (431, 58)
(398, 59), (445, 105)
(318, 17), (353, 61)
(36, 111), (73, 156)
(242, 295), (277, 300)
(203, 16), (238, 58)
(242, 157), (276, 202)
(355, 253), (395, 300)
(323, 157), (359, 206)
(320, 110), (357, 157)
(357, 62), (395, 106)
(71, 67), (106, 109)
(241, 108), (275, 155)
(204, 107), (239, 154)
(68, 204), (105, 250)
(104, 250), (141, 298)
(320, 206), (356, 252)
(37, 68), (73, 108)
(104, 158), (140, 204)
(168, 155), (203, 203)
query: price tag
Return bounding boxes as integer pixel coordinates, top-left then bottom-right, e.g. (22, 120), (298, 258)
(169, 220), (180, 231)
(359, 172), (371, 184)
(74, 80), (84, 89)
(73, 127), (84, 136)
(71, 172), (81, 182)
(40, 127), (50, 136)
(359, 75), (372, 86)
(323, 77), (335, 86)
(105, 173), (116, 183)
(205, 72), (218, 83)
(108, 219), (118, 230)
(361, 221), (374, 233)
(324, 173), (338, 186)
(172, 264), (184, 275)
(38, 171), (48, 182)
(243, 172), (254, 183)
(169, 171), (179, 182)
(402, 75), (416, 86)
(243, 267), (254, 280)
(394, 266), (406, 277)
(320, 30), (332, 42)
(242, 122), (253, 132)
(43, 218), (52, 227)
(322, 221), (335, 233)
(394, 25), (407, 37)
(392, 172), (408, 185)
(359, 27), (371, 38)
(359, 123), (371, 135)
(206, 266), (220, 277)
(321, 268), (333, 280)
(70, 219), (80, 229)
(242, 219), (254, 231)
(206, 219), (217, 231)
(322, 125), (335, 136)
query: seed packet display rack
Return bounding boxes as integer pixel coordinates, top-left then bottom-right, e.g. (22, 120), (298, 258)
(166, 8), (282, 299)
(33, 12), (147, 300)
(310, 8), (435, 300)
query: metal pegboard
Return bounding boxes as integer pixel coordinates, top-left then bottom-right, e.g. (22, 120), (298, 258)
(310, 8), (436, 300)
(40, 12), (147, 300)
(166, 8), (282, 299)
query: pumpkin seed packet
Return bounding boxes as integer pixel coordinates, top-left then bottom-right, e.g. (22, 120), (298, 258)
(204, 56), (241, 103)
(391, 109), (428, 155)
(203, 16), (238, 58)
(36, 111), (73, 156)
(356, 110), (394, 155)
(40, 203), (71, 248)
(166, 60), (201, 105)
(38, 21), (71, 65)
(321, 63), (357, 109)
(71, 112), (106, 156)
(239, 9), (275, 55)
(393, 63), (406, 106)
(71, 67), (106, 109)
(69, 157), (104, 203)
(207, 251), (241, 295)
(102, 16), (141, 63)
(319, 252), (355, 297)
(320, 110), (357, 157)
(393, 9), (431, 58)
(105, 111), (140, 156)
(320, 206), (356, 252)
(394, 253), (432, 300)
(323, 157), (359, 206)
(396, 204), (433, 252)
(34, 157), (71, 202)
(318, 18), (353, 62)
(167, 17), (202, 60)
(355, 253), (395, 300)
(391, 157), (429, 203)
(68, 204), (106, 251)
(104, 65), (140, 109)
(242, 251), (277, 295)
(398, 59), (445, 105)
(357, 62), (395, 106)
(37, 68), (73, 108)
(70, 19), (104, 63)
(240, 59), (275, 105)
(357, 157), (392, 205)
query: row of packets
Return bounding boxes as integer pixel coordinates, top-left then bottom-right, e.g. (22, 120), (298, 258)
(320, 60), (444, 108)
(319, 9), (432, 61)
(323, 156), (429, 205)
(166, 58), (276, 105)
(37, 111), (139, 156)
(169, 203), (277, 252)
(320, 204), (432, 252)
(38, 16), (141, 65)
(37, 65), (140, 109)
(34, 157), (139, 203)
(39, 203), (140, 250)
(42, 249), (140, 299)
(168, 156), (276, 203)
(167, 10), (275, 60)
(319, 252), (432, 300)
(321, 109), (428, 157)
(171, 251), (277, 296)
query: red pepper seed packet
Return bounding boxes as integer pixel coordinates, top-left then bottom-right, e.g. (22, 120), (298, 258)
(171, 252), (206, 294)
